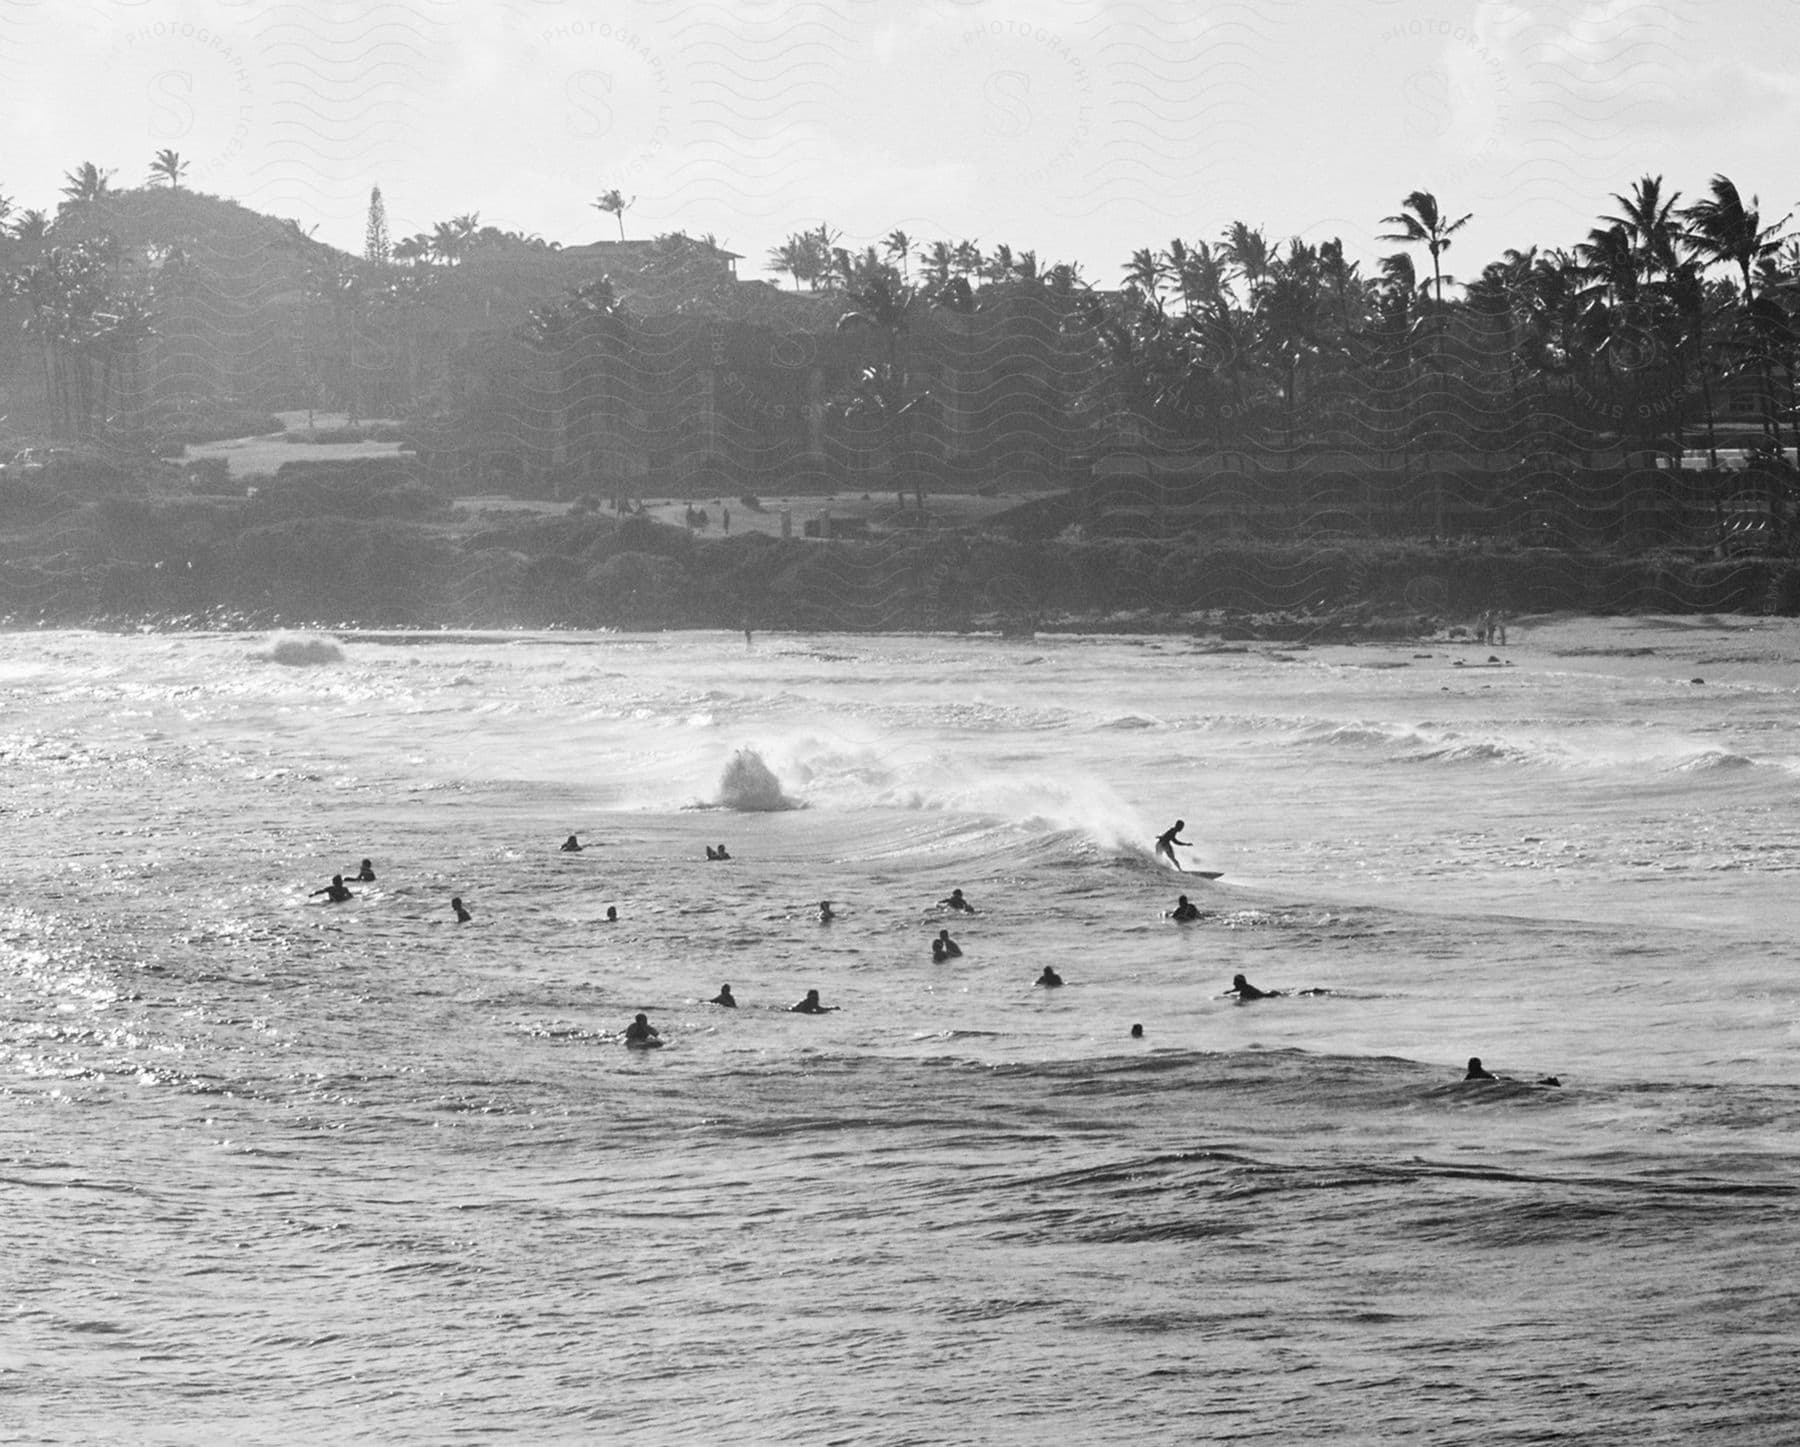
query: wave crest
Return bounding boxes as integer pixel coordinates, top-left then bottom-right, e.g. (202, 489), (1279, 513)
(715, 748), (800, 811)
(253, 633), (342, 666)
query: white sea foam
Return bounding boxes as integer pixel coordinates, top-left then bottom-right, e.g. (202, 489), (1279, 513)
(251, 632), (343, 666)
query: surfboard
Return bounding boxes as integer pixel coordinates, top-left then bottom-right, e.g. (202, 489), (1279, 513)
(1191, 870), (1224, 879)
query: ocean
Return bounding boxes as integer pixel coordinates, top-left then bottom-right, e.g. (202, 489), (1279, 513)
(3, 618), (1797, 1443)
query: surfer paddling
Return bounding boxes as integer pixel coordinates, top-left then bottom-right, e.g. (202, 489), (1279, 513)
(709, 984), (737, 1008)
(351, 858), (376, 883)
(940, 888), (976, 914)
(1464, 1056), (1561, 1086)
(1035, 966), (1064, 988)
(311, 874), (353, 903)
(1155, 820), (1191, 871)
(560, 834), (583, 853)
(1226, 973), (1280, 1000)
(1169, 894), (1200, 922)
(789, 989), (837, 1014)
(623, 1012), (661, 1045)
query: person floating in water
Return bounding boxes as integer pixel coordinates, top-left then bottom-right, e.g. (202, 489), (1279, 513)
(624, 1012), (660, 1044)
(1463, 1056), (1561, 1086)
(935, 928), (963, 958)
(817, 901), (836, 923)
(1155, 820), (1191, 871)
(351, 859), (376, 883)
(789, 988), (837, 1014)
(940, 888), (976, 913)
(1169, 894), (1200, 922)
(1036, 966), (1064, 988)
(710, 984), (737, 1008)
(450, 896), (472, 923)
(931, 938), (950, 963)
(603, 905), (618, 923)
(560, 834), (583, 853)
(1130, 1023), (1144, 1038)
(311, 874), (353, 903)
(1227, 973), (1281, 1000)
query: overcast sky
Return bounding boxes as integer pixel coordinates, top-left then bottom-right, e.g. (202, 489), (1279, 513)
(4, 0), (1794, 287)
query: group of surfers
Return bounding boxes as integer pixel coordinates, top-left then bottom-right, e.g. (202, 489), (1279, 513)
(310, 827), (1536, 1081)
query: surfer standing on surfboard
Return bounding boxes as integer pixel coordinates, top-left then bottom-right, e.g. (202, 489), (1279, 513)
(1155, 820), (1191, 871)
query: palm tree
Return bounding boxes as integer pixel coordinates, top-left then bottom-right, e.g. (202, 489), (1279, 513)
(1221, 222), (1273, 301)
(148, 149), (188, 189)
(59, 161), (115, 209)
(1682, 175), (1789, 301)
(9, 208), (49, 251)
(593, 189), (634, 241)
(766, 234), (815, 290)
(919, 240), (954, 289)
(882, 229), (913, 280)
(836, 268), (927, 501)
(1605, 175), (1682, 284)
(524, 277), (632, 495)
(1683, 175), (1793, 458)
(1379, 191), (1471, 314)
(427, 214), (478, 267)
(1379, 193), (1472, 531)
(1123, 247), (1162, 306)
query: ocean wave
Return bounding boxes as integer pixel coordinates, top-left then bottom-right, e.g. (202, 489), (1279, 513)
(1404, 737), (1547, 766)
(1672, 750), (1756, 773)
(712, 747), (800, 811)
(251, 633), (342, 666)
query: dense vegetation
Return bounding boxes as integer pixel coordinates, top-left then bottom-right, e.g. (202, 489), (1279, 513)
(4, 158), (1800, 630)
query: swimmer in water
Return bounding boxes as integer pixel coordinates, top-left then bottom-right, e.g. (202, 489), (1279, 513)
(1465, 1057), (1496, 1081)
(1227, 973), (1281, 1000)
(818, 901), (836, 923)
(716, 844), (731, 860)
(940, 888), (976, 913)
(450, 896), (471, 923)
(1130, 1023), (1144, 1038)
(1155, 820), (1191, 871)
(352, 859), (376, 883)
(709, 984), (737, 1008)
(1170, 894), (1200, 922)
(789, 988), (837, 1014)
(1036, 966), (1064, 988)
(931, 938), (949, 963)
(560, 834), (583, 853)
(603, 906), (618, 923)
(623, 1012), (660, 1043)
(311, 874), (353, 903)
(935, 929), (962, 959)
